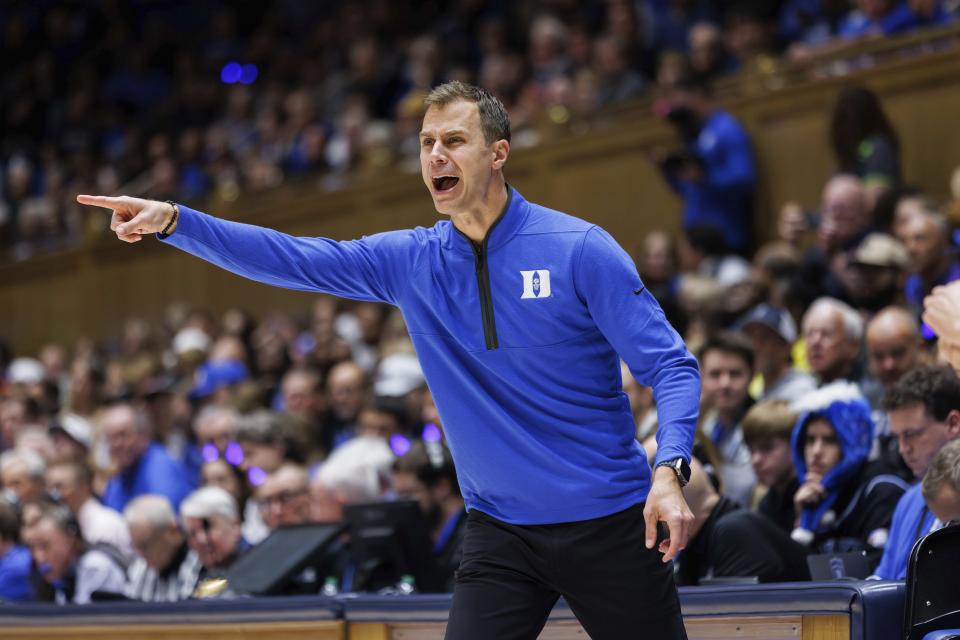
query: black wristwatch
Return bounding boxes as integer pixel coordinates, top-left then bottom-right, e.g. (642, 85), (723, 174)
(655, 458), (691, 487)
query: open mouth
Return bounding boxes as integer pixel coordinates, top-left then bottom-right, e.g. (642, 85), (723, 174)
(432, 176), (459, 193)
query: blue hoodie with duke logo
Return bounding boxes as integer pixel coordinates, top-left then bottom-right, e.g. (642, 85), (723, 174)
(160, 187), (700, 525)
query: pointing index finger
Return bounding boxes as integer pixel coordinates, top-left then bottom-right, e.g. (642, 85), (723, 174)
(76, 194), (122, 209)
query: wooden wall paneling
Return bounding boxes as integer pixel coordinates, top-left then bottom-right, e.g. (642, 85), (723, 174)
(374, 615), (850, 640)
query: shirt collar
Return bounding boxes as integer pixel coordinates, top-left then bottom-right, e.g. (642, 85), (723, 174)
(443, 185), (529, 254)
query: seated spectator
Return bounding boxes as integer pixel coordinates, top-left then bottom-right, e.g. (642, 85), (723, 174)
(801, 297), (865, 387)
(391, 441), (466, 591)
(279, 367), (327, 459)
(646, 439), (809, 586)
(0, 448), (46, 504)
(193, 405), (238, 456)
(257, 464), (311, 531)
(322, 361), (369, 452)
(123, 495), (202, 602)
(780, 0), (849, 45)
(0, 498), (32, 601)
(638, 230), (686, 335)
(47, 414), (93, 463)
(26, 501), (127, 604)
(680, 225), (752, 288)
(795, 175), (872, 307)
(697, 333), (757, 507)
(735, 303), (816, 401)
(873, 364), (960, 579)
(45, 460), (131, 556)
(864, 306), (925, 459)
(189, 359), (250, 407)
(899, 210), (960, 316)
(883, 0), (955, 35)
(790, 382), (909, 568)
(742, 400), (800, 533)
(922, 438), (960, 525)
(180, 486), (248, 584)
(356, 397), (408, 442)
(234, 410), (307, 487)
(846, 233), (910, 314)
(839, 0), (897, 38)
(310, 436), (395, 522)
(688, 22), (738, 81)
(200, 457), (266, 545)
(101, 403), (193, 513)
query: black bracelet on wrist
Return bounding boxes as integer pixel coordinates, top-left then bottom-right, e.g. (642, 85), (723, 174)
(160, 200), (179, 236)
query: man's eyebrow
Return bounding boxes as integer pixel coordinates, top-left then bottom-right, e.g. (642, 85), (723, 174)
(419, 128), (469, 138)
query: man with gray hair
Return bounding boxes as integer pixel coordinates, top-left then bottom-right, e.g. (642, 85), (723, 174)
(180, 486), (246, 580)
(310, 436), (394, 522)
(124, 495), (201, 601)
(802, 297), (865, 387)
(0, 448), (46, 504)
(922, 439), (960, 525)
(80, 80), (699, 638)
(101, 403), (193, 513)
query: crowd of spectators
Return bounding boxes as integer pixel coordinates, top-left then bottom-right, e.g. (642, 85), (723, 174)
(3, 137), (960, 598)
(2, 0), (958, 260)
(3, 0), (960, 606)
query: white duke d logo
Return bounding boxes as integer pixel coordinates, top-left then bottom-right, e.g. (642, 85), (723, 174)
(520, 270), (551, 299)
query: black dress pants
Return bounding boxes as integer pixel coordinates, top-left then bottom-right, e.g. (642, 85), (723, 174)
(444, 503), (688, 640)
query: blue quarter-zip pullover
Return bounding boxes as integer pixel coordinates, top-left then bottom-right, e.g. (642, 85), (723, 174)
(161, 187), (700, 524)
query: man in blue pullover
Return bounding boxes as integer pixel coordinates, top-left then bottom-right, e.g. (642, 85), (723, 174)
(78, 81), (699, 639)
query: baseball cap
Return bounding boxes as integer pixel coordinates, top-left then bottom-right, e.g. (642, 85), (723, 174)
(173, 328), (211, 356)
(374, 353), (425, 398)
(850, 233), (909, 269)
(190, 359), (250, 400)
(7, 358), (44, 385)
(49, 413), (93, 450)
(735, 303), (797, 344)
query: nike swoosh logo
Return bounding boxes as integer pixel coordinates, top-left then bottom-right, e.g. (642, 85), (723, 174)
(633, 287), (644, 295)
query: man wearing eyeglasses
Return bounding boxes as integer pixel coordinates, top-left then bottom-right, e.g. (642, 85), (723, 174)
(257, 464), (312, 531)
(872, 364), (960, 579)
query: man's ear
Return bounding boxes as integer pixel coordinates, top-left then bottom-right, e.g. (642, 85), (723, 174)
(491, 139), (510, 171)
(946, 409), (960, 437)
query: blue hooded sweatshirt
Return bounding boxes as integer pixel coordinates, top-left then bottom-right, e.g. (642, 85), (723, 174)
(160, 187), (700, 525)
(790, 385), (875, 539)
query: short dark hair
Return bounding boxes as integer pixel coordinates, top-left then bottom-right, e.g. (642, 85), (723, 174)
(698, 332), (755, 371)
(424, 81), (511, 145)
(882, 364), (960, 421)
(392, 441), (459, 495)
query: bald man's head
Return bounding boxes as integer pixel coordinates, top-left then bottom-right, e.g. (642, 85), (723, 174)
(820, 175), (869, 249)
(867, 306), (922, 388)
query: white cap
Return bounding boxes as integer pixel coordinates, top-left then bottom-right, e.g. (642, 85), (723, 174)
(173, 328), (211, 356)
(374, 353), (425, 397)
(51, 413), (93, 450)
(7, 357), (44, 385)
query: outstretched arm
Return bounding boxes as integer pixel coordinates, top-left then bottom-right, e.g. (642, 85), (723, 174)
(77, 195), (415, 304)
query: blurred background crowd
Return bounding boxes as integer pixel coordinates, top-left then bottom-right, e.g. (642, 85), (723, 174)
(3, 0), (960, 606)
(2, 0), (958, 259)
